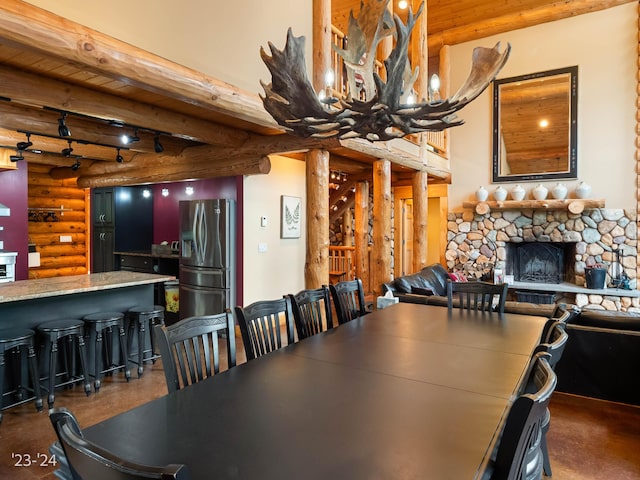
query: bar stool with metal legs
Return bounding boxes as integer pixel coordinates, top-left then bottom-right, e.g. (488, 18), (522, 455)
(126, 305), (165, 377)
(0, 328), (43, 424)
(36, 319), (92, 408)
(82, 312), (130, 392)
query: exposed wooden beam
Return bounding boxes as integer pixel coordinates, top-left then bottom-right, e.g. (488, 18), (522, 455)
(0, 0), (277, 130)
(0, 64), (248, 148)
(427, 0), (634, 52)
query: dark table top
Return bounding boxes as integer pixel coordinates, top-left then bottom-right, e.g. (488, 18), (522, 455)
(85, 303), (545, 479)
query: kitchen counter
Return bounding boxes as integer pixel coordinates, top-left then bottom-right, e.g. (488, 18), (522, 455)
(0, 271), (175, 329)
(0, 271), (174, 303)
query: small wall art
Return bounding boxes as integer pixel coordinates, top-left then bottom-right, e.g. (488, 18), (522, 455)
(281, 195), (301, 238)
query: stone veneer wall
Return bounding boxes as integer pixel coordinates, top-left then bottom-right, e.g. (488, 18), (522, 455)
(446, 208), (639, 311)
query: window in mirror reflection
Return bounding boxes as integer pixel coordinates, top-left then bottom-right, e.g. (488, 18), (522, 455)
(492, 66), (578, 183)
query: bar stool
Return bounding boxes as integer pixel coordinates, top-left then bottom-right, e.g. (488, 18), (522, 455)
(36, 319), (92, 408)
(126, 305), (165, 377)
(82, 312), (130, 392)
(0, 328), (43, 424)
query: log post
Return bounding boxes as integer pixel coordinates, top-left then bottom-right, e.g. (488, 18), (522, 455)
(342, 210), (353, 247)
(371, 159), (392, 297)
(305, 149), (330, 289)
(354, 180), (369, 289)
(412, 170), (428, 272)
(313, 0), (332, 93)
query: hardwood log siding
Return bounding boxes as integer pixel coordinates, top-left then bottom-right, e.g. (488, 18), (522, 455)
(305, 150), (330, 289)
(412, 170), (429, 272)
(372, 159), (392, 297)
(354, 180), (370, 290)
(27, 163), (88, 279)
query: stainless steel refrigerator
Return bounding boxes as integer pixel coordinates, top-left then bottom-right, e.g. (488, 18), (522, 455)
(179, 199), (236, 319)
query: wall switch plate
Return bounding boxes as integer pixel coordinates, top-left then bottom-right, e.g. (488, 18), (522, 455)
(60, 235), (72, 243)
(260, 215), (268, 227)
(258, 242), (268, 253)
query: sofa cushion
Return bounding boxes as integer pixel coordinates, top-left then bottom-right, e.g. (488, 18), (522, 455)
(418, 264), (450, 296)
(392, 273), (433, 294)
(574, 309), (640, 332)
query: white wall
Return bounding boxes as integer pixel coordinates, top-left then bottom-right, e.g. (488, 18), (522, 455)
(242, 155), (306, 305)
(449, 3), (636, 210)
(24, 0), (313, 94)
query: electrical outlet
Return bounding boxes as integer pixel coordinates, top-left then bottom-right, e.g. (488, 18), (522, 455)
(60, 235), (72, 243)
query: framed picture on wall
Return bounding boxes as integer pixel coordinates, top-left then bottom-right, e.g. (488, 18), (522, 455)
(281, 195), (301, 239)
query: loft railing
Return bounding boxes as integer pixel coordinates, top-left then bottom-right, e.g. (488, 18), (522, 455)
(328, 245), (374, 294)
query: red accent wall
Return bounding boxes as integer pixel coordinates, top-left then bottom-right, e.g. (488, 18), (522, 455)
(0, 162), (28, 280)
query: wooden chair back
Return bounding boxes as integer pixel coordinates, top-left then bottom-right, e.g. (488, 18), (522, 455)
(49, 407), (190, 480)
(289, 286), (333, 340)
(154, 311), (236, 393)
(329, 277), (369, 325)
(446, 280), (508, 314)
(235, 297), (295, 361)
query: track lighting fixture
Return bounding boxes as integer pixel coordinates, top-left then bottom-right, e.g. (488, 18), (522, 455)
(121, 128), (140, 145)
(115, 148), (123, 163)
(71, 159), (81, 171)
(16, 132), (33, 151)
(57, 112), (71, 137)
(10, 152), (24, 162)
(62, 140), (73, 157)
(154, 134), (164, 153)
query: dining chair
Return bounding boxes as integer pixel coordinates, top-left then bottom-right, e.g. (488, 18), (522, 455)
(531, 321), (569, 477)
(49, 407), (191, 480)
(235, 297), (295, 361)
(289, 286), (334, 340)
(154, 311), (236, 393)
(329, 277), (370, 325)
(446, 280), (508, 314)
(485, 353), (557, 480)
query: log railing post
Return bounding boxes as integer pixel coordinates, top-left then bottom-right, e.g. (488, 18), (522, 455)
(354, 180), (369, 289)
(412, 170), (428, 272)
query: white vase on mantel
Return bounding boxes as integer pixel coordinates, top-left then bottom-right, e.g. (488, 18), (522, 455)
(551, 183), (568, 200)
(475, 186), (488, 202)
(493, 186), (507, 201)
(575, 181), (592, 199)
(510, 184), (526, 201)
(532, 184), (548, 200)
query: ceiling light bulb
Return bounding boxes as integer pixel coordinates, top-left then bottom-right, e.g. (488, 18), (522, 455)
(324, 70), (335, 88)
(185, 185), (194, 196)
(161, 188), (170, 197)
(539, 119), (549, 128)
(398, 0), (408, 9)
(142, 189), (151, 198)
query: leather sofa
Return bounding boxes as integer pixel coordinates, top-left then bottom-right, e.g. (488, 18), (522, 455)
(555, 309), (640, 406)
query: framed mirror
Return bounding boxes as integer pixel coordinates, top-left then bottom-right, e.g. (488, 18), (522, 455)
(492, 66), (578, 182)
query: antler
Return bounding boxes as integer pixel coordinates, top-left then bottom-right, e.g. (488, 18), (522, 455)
(259, 0), (510, 142)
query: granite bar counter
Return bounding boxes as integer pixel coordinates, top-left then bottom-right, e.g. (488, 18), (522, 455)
(0, 271), (175, 329)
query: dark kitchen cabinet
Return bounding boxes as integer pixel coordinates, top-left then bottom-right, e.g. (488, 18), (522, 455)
(91, 187), (153, 273)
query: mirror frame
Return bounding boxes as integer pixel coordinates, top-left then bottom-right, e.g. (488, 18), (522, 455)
(492, 65), (578, 183)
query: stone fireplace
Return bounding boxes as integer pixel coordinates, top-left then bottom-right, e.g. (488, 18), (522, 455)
(446, 208), (638, 311)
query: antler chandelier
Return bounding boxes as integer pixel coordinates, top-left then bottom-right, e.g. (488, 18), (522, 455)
(260, 0), (510, 142)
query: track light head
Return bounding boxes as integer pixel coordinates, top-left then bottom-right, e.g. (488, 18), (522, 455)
(62, 140), (73, 157)
(10, 153), (24, 162)
(154, 135), (164, 153)
(121, 128), (140, 145)
(71, 159), (81, 171)
(58, 112), (71, 137)
(115, 148), (123, 163)
(16, 132), (32, 151)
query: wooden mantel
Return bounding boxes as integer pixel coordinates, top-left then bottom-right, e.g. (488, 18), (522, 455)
(463, 198), (606, 215)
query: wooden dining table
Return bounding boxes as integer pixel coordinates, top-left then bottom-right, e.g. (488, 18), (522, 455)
(83, 302), (545, 479)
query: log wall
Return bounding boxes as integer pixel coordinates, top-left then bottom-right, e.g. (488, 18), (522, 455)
(27, 164), (89, 279)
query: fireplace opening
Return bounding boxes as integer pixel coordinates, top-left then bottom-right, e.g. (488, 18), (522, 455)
(506, 242), (576, 284)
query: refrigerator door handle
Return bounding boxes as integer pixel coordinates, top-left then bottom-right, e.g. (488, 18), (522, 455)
(199, 204), (208, 264)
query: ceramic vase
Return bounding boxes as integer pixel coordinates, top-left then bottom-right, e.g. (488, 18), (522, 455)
(551, 183), (568, 200)
(510, 184), (525, 201)
(493, 186), (507, 201)
(475, 186), (488, 201)
(532, 184), (548, 200)
(575, 181), (592, 199)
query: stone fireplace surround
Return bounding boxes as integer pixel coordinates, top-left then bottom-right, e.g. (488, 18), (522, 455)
(446, 208), (639, 312)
